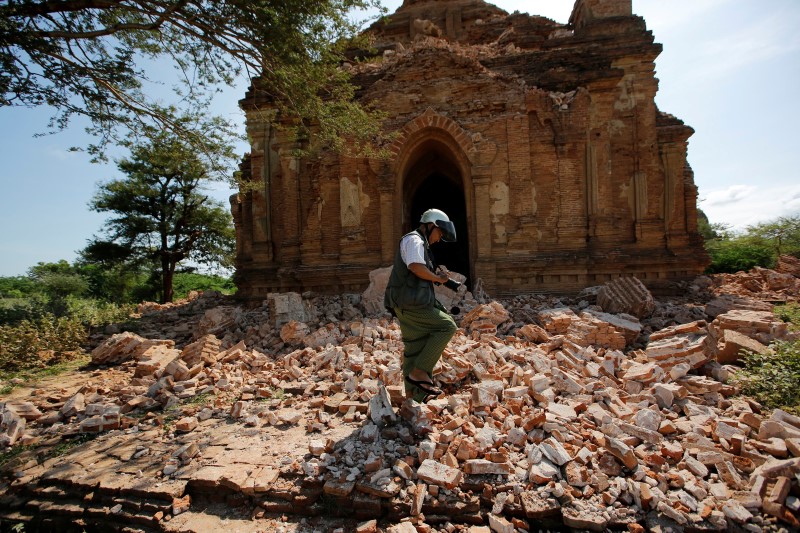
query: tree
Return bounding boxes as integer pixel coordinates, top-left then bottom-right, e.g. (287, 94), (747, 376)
(746, 215), (800, 258)
(1, 0), (386, 166)
(702, 212), (800, 274)
(85, 131), (235, 303)
(697, 209), (729, 242)
(27, 260), (88, 316)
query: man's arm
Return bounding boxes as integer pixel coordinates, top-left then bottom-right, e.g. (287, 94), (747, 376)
(408, 263), (448, 284)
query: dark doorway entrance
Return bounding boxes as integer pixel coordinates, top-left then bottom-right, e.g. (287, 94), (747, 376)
(409, 173), (470, 286)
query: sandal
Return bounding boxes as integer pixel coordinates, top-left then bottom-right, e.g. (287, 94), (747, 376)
(406, 375), (443, 396)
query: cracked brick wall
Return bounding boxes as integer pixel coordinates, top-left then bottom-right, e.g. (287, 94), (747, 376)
(232, 0), (709, 301)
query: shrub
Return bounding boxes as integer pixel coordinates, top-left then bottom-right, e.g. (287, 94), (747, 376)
(0, 276), (37, 299)
(735, 340), (800, 415)
(65, 297), (136, 328)
(705, 238), (774, 274)
(172, 272), (235, 299)
(734, 304), (800, 414)
(0, 314), (87, 372)
(0, 296), (49, 326)
(774, 302), (800, 328)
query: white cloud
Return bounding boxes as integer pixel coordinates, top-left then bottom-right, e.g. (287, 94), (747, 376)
(703, 185), (756, 206)
(700, 183), (800, 230)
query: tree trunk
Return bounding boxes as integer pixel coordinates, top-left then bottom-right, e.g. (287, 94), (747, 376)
(161, 258), (175, 303)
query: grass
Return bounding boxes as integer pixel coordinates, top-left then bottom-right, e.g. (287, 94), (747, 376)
(155, 392), (216, 435)
(47, 434), (99, 458)
(0, 444), (34, 469)
(0, 354), (91, 395)
(184, 392), (213, 406)
(774, 302), (800, 328)
(254, 387), (285, 401)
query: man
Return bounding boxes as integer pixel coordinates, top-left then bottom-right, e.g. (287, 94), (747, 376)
(384, 208), (460, 402)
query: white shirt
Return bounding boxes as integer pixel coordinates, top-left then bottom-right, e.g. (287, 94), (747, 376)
(400, 232), (426, 267)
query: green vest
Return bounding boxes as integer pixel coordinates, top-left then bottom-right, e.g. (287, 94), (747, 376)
(384, 229), (436, 311)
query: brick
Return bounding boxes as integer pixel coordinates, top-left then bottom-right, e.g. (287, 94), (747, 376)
(417, 459), (462, 489)
(463, 459), (513, 476)
(519, 491), (561, 518)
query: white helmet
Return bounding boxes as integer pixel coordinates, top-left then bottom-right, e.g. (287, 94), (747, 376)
(420, 209), (456, 242)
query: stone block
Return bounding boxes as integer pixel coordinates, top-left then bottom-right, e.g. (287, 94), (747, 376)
(487, 513), (514, 533)
(562, 505), (609, 531)
(540, 437), (571, 466)
(0, 410), (26, 448)
(519, 491), (561, 518)
(59, 392), (86, 418)
(463, 459), (513, 476)
(417, 459), (462, 489)
(714, 329), (770, 364)
(175, 416), (198, 433)
(596, 276), (655, 319)
(91, 332), (174, 365)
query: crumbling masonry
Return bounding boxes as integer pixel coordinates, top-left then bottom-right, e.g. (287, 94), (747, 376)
(231, 0), (709, 301)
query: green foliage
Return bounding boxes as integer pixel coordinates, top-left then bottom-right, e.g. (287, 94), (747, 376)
(65, 297), (136, 328)
(697, 209), (722, 241)
(184, 393), (214, 407)
(172, 273), (235, 300)
(0, 314), (87, 372)
(0, 258), (226, 375)
(704, 237), (774, 274)
(0, 276), (37, 299)
(734, 304), (800, 415)
(703, 213), (800, 274)
(735, 340), (800, 415)
(0, 286), (134, 329)
(745, 216), (800, 257)
(25, 261), (89, 317)
(0, 0), (387, 169)
(0, 295), (48, 326)
(47, 434), (99, 459)
(85, 130), (236, 302)
(775, 303), (800, 328)
(76, 261), (150, 304)
(0, 444), (34, 469)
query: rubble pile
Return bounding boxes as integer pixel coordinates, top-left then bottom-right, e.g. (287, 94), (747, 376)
(777, 255), (800, 279)
(705, 256), (800, 313)
(0, 268), (799, 532)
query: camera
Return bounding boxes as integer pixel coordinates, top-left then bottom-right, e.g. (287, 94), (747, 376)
(443, 278), (461, 291)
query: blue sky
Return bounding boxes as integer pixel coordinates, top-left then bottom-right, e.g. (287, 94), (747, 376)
(1, 0), (798, 277)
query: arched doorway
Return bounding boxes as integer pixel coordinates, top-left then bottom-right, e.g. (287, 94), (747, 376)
(402, 144), (471, 286)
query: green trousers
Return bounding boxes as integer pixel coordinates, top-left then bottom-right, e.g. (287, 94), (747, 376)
(394, 301), (457, 402)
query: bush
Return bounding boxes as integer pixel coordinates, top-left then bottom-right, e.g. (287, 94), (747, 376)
(774, 302), (800, 328)
(734, 304), (800, 414)
(705, 238), (774, 274)
(172, 272), (235, 300)
(0, 314), (87, 372)
(65, 297), (136, 328)
(0, 296), (49, 326)
(0, 276), (37, 299)
(735, 340), (800, 414)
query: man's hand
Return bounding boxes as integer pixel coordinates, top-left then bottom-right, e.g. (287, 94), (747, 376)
(409, 263), (448, 283)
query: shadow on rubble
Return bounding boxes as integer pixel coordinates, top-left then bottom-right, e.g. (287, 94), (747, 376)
(182, 394), (574, 533)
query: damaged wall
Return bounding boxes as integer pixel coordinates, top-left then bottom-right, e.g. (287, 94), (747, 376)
(231, 0), (709, 301)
